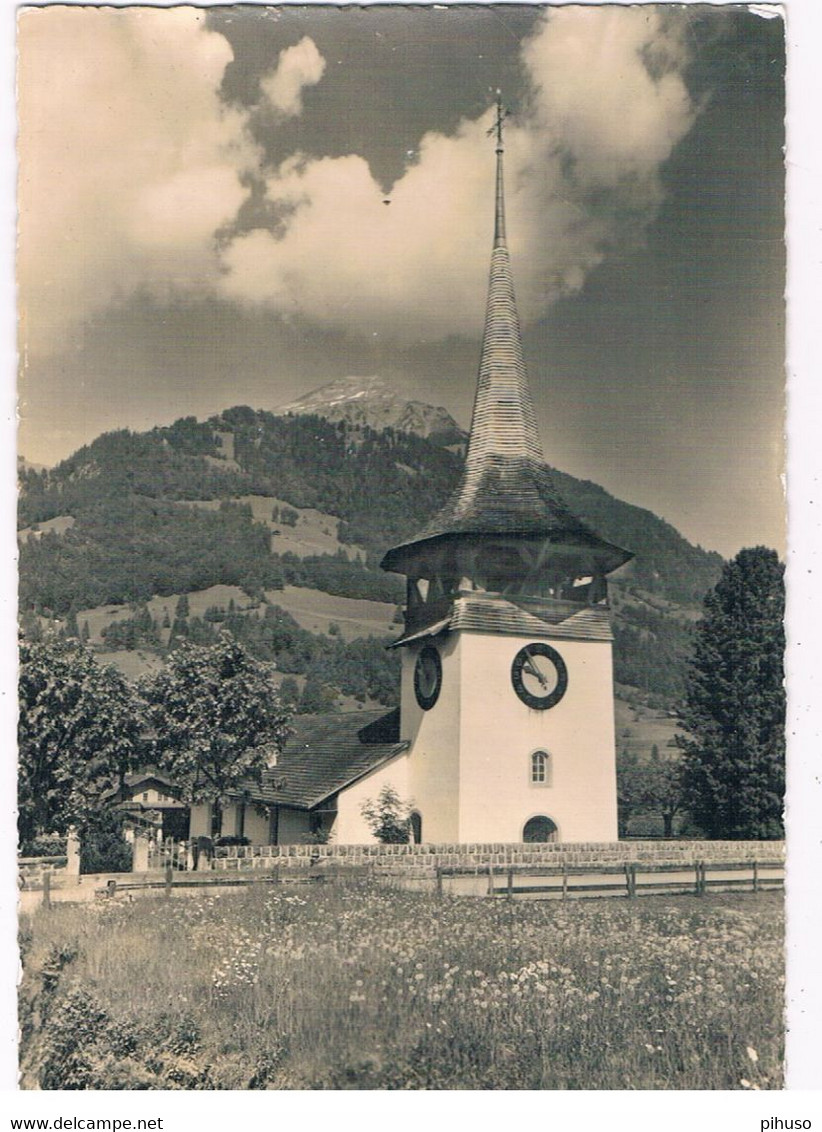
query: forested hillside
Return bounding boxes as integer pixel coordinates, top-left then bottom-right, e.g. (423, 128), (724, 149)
(18, 407), (726, 706)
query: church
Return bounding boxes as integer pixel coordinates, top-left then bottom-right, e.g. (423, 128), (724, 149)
(188, 97), (632, 848)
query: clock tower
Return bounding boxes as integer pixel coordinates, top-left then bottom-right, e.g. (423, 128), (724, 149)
(380, 95), (632, 844)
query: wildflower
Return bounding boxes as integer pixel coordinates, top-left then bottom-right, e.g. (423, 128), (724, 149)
(747, 1046), (759, 1064)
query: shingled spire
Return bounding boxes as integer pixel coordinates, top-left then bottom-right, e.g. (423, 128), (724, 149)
(460, 91), (544, 494)
(381, 94), (630, 580)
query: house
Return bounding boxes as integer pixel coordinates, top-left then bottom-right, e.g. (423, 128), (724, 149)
(104, 771), (190, 840)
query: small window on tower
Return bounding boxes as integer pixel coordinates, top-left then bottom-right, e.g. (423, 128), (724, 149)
(530, 750), (551, 786)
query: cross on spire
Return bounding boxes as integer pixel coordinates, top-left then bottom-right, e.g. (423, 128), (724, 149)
(488, 89), (510, 153)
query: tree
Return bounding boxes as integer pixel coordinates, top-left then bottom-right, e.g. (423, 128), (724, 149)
(18, 636), (143, 844)
(140, 636), (291, 831)
(297, 673), (338, 715)
(678, 547), (785, 839)
(360, 785), (413, 844)
(616, 749), (646, 838)
(643, 758), (686, 838)
(278, 676), (300, 710)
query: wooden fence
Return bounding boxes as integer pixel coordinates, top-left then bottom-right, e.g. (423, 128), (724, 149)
(20, 854), (784, 911)
(435, 858), (785, 900)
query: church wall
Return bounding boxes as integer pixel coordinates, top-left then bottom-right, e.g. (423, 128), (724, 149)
(456, 632), (618, 843)
(221, 803), (241, 838)
(402, 635), (462, 842)
(334, 750), (411, 844)
(244, 805), (271, 846)
(277, 807), (312, 845)
(189, 803), (212, 839)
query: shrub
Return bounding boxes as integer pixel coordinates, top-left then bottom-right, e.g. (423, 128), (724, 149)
(80, 810), (133, 874)
(360, 785), (413, 844)
(20, 833), (65, 858)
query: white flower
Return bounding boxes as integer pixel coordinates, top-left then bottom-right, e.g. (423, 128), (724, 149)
(747, 1046), (759, 1064)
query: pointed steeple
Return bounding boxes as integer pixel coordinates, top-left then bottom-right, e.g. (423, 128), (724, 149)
(381, 95), (630, 580)
(460, 92), (544, 494)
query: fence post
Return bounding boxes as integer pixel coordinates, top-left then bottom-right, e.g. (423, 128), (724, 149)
(42, 870), (51, 909)
(629, 863), (637, 899)
(695, 861), (705, 896)
(165, 864), (173, 898)
(435, 867), (443, 898)
(65, 826), (81, 877)
(561, 864), (568, 901)
(507, 867), (514, 901)
(132, 830), (150, 873)
(752, 860), (759, 893)
(487, 863), (494, 897)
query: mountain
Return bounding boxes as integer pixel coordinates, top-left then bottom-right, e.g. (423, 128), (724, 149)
(276, 376), (467, 448)
(17, 399), (730, 707)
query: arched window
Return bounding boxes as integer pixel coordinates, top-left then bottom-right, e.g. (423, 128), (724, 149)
(522, 816), (559, 843)
(410, 811), (423, 845)
(530, 750), (551, 785)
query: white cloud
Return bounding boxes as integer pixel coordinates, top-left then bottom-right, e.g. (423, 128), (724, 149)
(260, 36), (326, 116)
(219, 7), (696, 340)
(17, 6), (258, 351)
(18, 6), (697, 353)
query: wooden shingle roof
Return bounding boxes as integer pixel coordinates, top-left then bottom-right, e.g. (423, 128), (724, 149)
(389, 592), (613, 647)
(238, 708), (407, 811)
(382, 111), (631, 578)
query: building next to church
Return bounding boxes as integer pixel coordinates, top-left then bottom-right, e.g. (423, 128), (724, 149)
(187, 96), (632, 847)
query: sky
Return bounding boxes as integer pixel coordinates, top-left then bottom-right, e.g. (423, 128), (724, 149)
(16, 3), (786, 559)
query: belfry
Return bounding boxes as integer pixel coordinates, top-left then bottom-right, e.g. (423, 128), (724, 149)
(380, 94), (632, 844)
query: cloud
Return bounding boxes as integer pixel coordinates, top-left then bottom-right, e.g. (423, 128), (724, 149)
(219, 6), (696, 340)
(260, 36), (326, 116)
(17, 6), (258, 351)
(18, 7), (697, 353)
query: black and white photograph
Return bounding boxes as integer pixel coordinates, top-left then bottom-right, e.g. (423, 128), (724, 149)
(6, 0), (819, 1113)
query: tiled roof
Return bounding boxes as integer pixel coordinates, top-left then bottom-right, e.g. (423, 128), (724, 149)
(237, 708), (407, 811)
(390, 592), (612, 647)
(381, 125), (631, 579)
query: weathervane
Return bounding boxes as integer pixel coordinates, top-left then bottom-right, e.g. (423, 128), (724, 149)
(487, 89), (511, 152)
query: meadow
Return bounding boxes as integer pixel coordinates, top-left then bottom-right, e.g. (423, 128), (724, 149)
(18, 882), (783, 1091)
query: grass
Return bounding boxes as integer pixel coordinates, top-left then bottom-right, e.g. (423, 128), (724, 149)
(18, 882), (784, 1091)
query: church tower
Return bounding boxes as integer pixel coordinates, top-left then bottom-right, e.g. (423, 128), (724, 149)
(381, 95), (632, 844)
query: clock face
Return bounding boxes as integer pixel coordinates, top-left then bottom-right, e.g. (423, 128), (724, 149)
(414, 645), (442, 710)
(511, 643), (568, 710)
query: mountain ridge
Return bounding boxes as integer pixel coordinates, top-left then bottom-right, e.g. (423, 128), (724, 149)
(275, 376), (467, 447)
(18, 393), (733, 704)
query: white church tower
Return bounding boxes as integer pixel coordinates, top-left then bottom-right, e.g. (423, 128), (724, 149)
(380, 95), (632, 845)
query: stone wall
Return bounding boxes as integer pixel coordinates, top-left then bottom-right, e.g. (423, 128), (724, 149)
(212, 839), (785, 875)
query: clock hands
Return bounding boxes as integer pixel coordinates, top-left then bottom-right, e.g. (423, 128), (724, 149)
(512, 643), (568, 710)
(522, 648), (549, 690)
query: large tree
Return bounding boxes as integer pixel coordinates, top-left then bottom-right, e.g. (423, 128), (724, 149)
(643, 757), (687, 839)
(18, 636), (142, 844)
(678, 546), (785, 839)
(139, 636), (291, 826)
